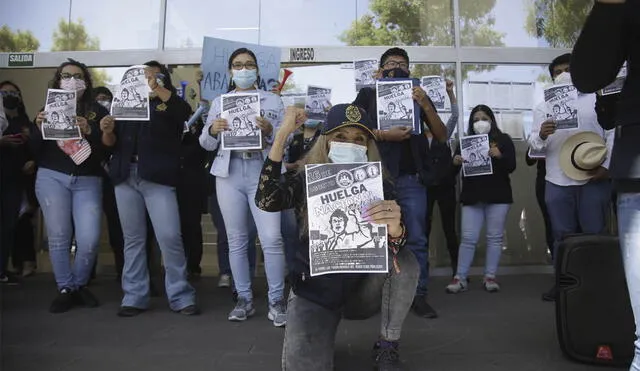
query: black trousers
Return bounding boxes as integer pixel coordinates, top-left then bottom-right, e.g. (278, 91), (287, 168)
(1, 183), (22, 276)
(535, 175), (555, 259)
(177, 174), (205, 274)
(12, 212), (37, 269)
(426, 184), (459, 274)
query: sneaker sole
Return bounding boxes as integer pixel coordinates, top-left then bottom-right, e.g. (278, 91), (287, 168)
(267, 312), (286, 327)
(228, 308), (256, 322)
(445, 287), (468, 294)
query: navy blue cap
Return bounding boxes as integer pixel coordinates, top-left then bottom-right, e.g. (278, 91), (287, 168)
(320, 104), (376, 138)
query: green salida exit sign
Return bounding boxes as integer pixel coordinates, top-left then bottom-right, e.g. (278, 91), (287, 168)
(8, 53), (35, 67)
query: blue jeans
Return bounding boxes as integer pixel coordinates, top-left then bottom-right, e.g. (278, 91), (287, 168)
(208, 192), (257, 277)
(456, 203), (510, 279)
(216, 157), (285, 304)
(35, 168), (102, 290)
(115, 165), (195, 311)
(545, 181), (611, 261)
(395, 174), (429, 296)
(617, 193), (640, 371)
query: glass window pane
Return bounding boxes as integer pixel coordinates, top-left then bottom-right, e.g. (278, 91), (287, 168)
(68, 0), (161, 51)
(460, 0), (593, 47)
(0, 0), (70, 52)
(351, 0), (453, 46)
(165, 0), (260, 48)
(441, 63), (552, 267)
(259, 0), (356, 46)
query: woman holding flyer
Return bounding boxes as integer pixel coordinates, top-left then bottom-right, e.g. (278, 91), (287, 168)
(102, 61), (198, 317)
(31, 59), (109, 313)
(446, 104), (516, 294)
(256, 104), (419, 371)
(199, 48), (287, 327)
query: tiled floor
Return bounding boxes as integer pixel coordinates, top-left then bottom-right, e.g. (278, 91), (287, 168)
(0, 274), (626, 371)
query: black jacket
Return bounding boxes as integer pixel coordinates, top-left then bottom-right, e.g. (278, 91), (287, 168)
(30, 102), (108, 177)
(571, 1), (640, 192)
(422, 137), (457, 187)
(108, 94), (192, 187)
(1, 114), (32, 187)
(353, 87), (436, 183)
(255, 157), (401, 311)
(455, 133), (516, 205)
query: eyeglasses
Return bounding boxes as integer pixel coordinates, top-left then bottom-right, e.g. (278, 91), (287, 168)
(0, 90), (20, 97)
(60, 73), (84, 80)
(383, 60), (409, 69)
(231, 62), (258, 70)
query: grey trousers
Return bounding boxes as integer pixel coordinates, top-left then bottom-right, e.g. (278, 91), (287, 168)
(282, 247), (420, 371)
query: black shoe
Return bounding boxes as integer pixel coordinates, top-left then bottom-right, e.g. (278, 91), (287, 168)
(75, 286), (100, 307)
(49, 288), (76, 313)
(175, 305), (200, 316)
(372, 340), (402, 370)
(412, 296), (438, 319)
(0, 273), (20, 286)
(542, 286), (557, 302)
(187, 271), (202, 282)
(117, 306), (146, 317)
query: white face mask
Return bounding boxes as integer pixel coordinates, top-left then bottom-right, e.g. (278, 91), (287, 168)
(555, 71), (572, 85)
(328, 141), (368, 163)
(60, 78), (86, 96)
(473, 120), (492, 135)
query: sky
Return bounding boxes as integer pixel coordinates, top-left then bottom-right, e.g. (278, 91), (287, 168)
(1, 0), (557, 136)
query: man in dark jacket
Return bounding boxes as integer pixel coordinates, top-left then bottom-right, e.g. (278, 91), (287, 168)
(353, 47), (447, 319)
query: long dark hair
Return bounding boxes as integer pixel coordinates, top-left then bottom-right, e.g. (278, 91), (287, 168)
(51, 58), (94, 116)
(467, 104), (502, 139)
(144, 60), (177, 94)
(0, 80), (29, 119)
(227, 48), (260, 92)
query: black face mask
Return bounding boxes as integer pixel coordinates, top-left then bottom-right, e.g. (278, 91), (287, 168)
(3, 95), (20, 110)
(382, 68), (410, 79)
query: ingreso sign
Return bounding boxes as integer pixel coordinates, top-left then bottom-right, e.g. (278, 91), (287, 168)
(8, 53), (35, 67)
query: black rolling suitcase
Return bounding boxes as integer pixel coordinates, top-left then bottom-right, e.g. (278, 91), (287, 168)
(556, 234), (635, 367)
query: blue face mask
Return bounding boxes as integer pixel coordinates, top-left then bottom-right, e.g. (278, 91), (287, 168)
(232, 69), (258, 89)
(328, 141), (368, 163)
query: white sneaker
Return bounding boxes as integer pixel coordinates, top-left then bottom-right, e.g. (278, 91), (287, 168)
(268, 298), (287, 327)
(483, 276), (501, 293)
(445, 276), (468, 294)
(22, 262), (36, 277)
(218, 274), (231, 288)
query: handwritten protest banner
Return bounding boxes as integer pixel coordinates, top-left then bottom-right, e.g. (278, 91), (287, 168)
(200, 36), (281, 101)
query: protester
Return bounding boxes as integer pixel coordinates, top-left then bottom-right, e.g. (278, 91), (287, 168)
(32, 59), (108, 312)
(572, 1), (640, 369)
(200, 48), (287, 326)
(102, 61), (198, 317)
(0, 81), (35, 283)
(353, 47), (447, 319)
(256, 104), (418, 370)
(446, 105), (516, 294)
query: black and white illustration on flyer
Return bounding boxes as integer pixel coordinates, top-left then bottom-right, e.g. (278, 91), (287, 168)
(600, 63), (627, 96)
(354, 59), (378, 92)
(376, 80), (416, 131)
(460, 134), (493, 177)
(42, 89), (80, 140)
(544, 83), (578, 130)
(281, 92), (306, 109)
(111, 65), (150, 121)
(220, 93), (262, 151)
(421, 76), (446, 111)
(305, 162), (388, 277)
(306, 86), (332, 125)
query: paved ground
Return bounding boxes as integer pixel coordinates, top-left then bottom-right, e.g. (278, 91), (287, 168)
(0, 274), (625, 371)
